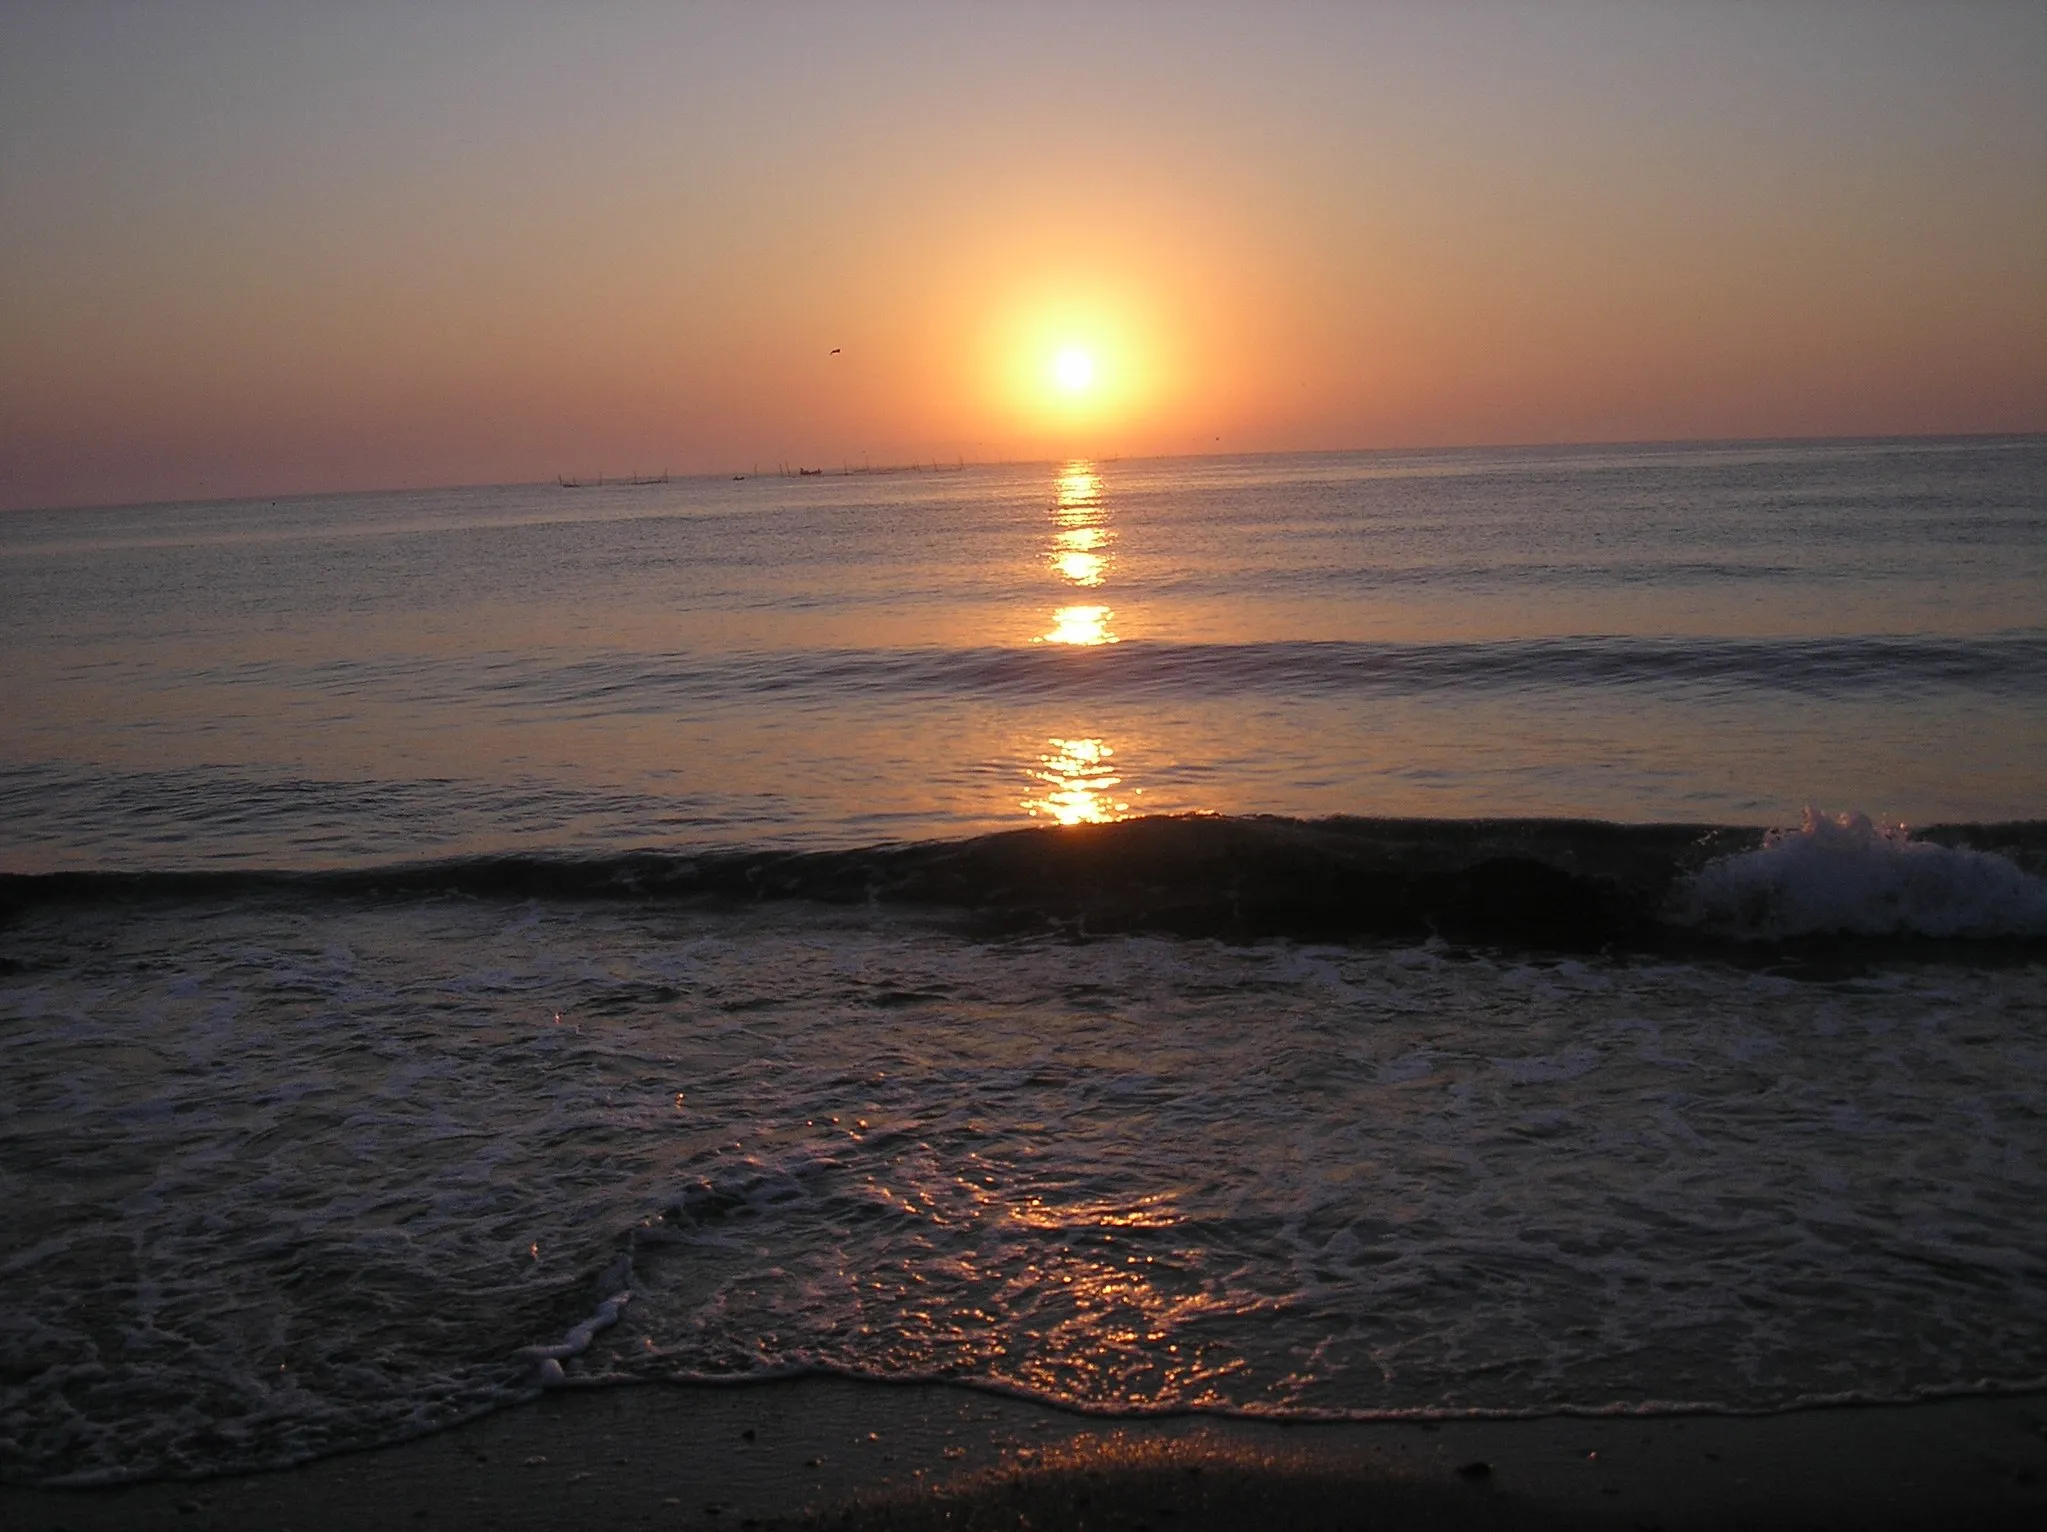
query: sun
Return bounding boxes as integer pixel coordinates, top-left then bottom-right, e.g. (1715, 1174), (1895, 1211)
(981, 284), (1156, 431)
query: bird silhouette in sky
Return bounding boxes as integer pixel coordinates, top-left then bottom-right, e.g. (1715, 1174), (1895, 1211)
(829, 347), (841, 355)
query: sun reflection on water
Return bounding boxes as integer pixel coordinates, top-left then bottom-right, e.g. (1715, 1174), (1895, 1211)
(1056, 466), (1101, 514)
(834, 1179), (1252, 1408)
(1022, 462), (1139, 825)
(1043, 604), (1115, 645)
(1040, 460), (1118, 640)
(1054, 548), (1105, 586)
(1006, 1192), (1181, 1231)
(1048, 464), (1112, 591)
(1022, 737), (1131, 825)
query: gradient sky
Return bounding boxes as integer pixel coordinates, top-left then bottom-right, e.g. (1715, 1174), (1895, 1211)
(3, 2), (2043, 510)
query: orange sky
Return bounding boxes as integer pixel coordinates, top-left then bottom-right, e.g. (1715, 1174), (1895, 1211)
(3, 3), (2043, 510)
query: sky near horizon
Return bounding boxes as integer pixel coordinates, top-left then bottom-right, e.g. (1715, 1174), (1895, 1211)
(2, 2), (2043, 511)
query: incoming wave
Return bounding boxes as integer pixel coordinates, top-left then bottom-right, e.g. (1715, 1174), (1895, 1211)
(1680, 808), (2047, 939)
(6, 814), (2044, 953)
(496, 633), (2047, 707)
(188, 633), (2047, 712)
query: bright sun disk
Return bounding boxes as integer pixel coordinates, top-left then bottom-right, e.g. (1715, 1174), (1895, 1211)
(1054, 349), (1094, 391)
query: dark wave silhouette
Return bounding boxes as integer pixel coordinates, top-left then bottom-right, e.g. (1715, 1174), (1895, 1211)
(6, 814), (2042, 954)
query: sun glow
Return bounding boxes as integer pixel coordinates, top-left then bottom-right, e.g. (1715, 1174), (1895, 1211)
(979, 278), (1170, 439)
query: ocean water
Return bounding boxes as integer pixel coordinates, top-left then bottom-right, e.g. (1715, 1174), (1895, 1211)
(3, 438), (2045, 1484)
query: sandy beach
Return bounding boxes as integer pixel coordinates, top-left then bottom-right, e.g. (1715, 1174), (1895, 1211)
(6, 1380), (2045, 1531)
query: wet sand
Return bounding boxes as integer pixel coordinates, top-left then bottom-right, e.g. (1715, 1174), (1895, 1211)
(6, 1380), (2046, 1530)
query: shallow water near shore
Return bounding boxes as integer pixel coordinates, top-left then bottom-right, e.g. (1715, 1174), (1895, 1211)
(5, 887), (2046, 1482)
(2, 440), (2044, 1485)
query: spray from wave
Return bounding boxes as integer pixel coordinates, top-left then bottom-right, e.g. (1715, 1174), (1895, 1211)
(1679, 808), (2047, 939)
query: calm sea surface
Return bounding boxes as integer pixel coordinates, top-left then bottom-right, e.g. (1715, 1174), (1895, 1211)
(3, 439), (2045, 1483)
(4, 438), (2044, 865)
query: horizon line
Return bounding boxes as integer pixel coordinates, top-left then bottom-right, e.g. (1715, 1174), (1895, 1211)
(6, 428), (2041, 519)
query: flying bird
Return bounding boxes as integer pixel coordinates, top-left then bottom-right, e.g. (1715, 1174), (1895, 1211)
(829, 347), (841, 355)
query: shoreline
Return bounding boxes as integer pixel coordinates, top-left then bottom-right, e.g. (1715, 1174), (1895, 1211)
(6, 1379), (2045, 1530)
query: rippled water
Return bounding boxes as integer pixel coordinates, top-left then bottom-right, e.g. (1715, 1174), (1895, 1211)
(3, 439), (2044, 1485)
(3, 438), (2043, 869)
(6, 896), (2044, 1482)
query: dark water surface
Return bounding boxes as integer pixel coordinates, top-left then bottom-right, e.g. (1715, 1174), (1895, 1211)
(3, 440), (2044, 1484)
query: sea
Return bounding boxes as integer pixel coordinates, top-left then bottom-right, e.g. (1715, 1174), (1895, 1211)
(2, 437), (2044, 1485)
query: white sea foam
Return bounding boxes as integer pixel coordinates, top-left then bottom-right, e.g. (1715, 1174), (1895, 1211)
(1679, 808), (2047, 938)
(519, 1255), (634, 1387)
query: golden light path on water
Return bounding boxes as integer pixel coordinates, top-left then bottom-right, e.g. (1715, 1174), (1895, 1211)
(1041, 465), (1116, 647)
(1054, 547), (1105, 586)
(1049, 463), (1110, 588)
(947, 1186), (1244, 1405)
(1023, 737), (1128, 825)
(1022, 461), (1141, 826)
(1043, 604), (1114, 646)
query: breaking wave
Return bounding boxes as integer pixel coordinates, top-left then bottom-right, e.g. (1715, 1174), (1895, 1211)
(1679, 808), (2047, 939)
(6, 812), (2043, 952)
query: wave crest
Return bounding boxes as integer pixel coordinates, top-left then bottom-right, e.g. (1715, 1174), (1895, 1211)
(1680, 809), (2047, 939)
(8, 812), (2043, 950)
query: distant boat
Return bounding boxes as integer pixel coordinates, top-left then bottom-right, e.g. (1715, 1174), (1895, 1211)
(799, 467), (823, 476)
